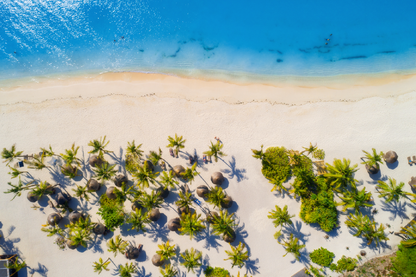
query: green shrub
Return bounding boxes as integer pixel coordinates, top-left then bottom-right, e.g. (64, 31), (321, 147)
(305, 265), (325, 277)
(312, 149), (325, 160)
(292, 154), (313, 176)
(391, 243), (416, 276)
(309, 247), (335, 267)
(331, 255), (358, 273)
(300, 189), (337, 232)
(261, 147), (291, 185)
(97, 194), (125, 231)
(204, 266), (230, 277)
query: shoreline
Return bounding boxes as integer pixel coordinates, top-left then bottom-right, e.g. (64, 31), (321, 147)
(1, 69), (416, 106)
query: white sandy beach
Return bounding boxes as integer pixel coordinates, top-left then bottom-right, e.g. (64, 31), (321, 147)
(1, 73), (416, 277)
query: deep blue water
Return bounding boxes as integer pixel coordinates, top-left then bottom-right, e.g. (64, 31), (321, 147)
(1, 0), (416, 84)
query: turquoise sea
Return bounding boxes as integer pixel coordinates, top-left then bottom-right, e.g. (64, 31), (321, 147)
(1, 0), (416, 85)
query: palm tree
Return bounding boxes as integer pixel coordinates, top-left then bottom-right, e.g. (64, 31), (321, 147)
(32, 181), (55, 199)
(269, 178), (288, 194)
(337, 187), (373, 214)
(361, 148), (384, 174)
(93, 257), (111, 274)
(126, 140), (143, 160)
(279, 233), (305, 261)
(25, 153), (49, 170)
(126, 208), (151, 233)
(93, 162), (117, 181)
(149, 148), (163, 166)
(159, 170), (179, 190)
(72, 185), (90, 202)
(107, 235), (129, 257)
(5, 255), (27, 276)
(268, 205), (294, 229)
(160, 264), (178, 277)
(118, 263), (137, 277)
(4, 177), (36, 200)
(68, 228), (92, 248)
(399, 221), (416, 248)
(301, 143), (318, 156)
(8, 166), (27, 179)
(324, 158), (358, 192)
(40, 145), (56, 157)
(156, 240), (176, 263)
(175, 191), (193, 214)
(204, 141), (227, 162)
(61, 163), (79, 179)
(1, 144), (23, 165)
(140, 190), (163, 210)
(180, 248), (202, 273)
(88, 136), (113, 158)
(376, 177), (411, 202)
(211, 210), (237, 240)
(178, 212), (206, 240)
(167, 134), (186, 156)
(41, 222), (64, 237)
(345, 212), (389, 246)
(251, 145), (265, 160)
(60, 143), (81, 166)
(224, 242), (249, 268)
(206, 186), (227, 209)
(181, 162), (198, 184)
(132, 161), (159, 188)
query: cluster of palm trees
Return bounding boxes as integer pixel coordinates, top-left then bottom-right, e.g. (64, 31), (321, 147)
(1, 134), (251, 276)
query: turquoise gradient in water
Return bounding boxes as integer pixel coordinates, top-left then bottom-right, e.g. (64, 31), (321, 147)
(1, 0), (416, 83)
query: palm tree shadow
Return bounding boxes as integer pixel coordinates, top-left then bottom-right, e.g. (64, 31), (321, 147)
(48, 167), (71, 188)
(89, 235), (105, 254)
(220, 156), (248, 182)
(146, 219), (170, 243)
(28, 262), (48, 277)
(0, 226), (22, 256)
(194, 225), (222, 252)
(136, 265), (152, 277)
(380, 200), (409, 223)
(282, 220), (311, 244)
(358, 236), (392, 252)
(195, 254), (210, 277)
(366, 174), (388, 185)
(108, 148), (125, 173)
(244, 257), (260, 275)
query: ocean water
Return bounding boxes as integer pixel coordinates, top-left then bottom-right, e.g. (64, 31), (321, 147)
(1, 0), (416, 85)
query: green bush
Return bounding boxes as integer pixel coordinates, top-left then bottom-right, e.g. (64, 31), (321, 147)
(300, 189), (337, 232)
(97, 194), (125, 231)
(292, 154), (313, 176)
(305, 265), (325, 277)
(261, 147), (291, 185)
(391, 243), (416, 276)
(309, 247), (335, 267)
(312, 149), (325, 160)
(331, 255), (358, 273)
(204, 266), (230, 277)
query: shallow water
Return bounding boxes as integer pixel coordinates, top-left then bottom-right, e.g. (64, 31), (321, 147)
(1, 0), (416, 84)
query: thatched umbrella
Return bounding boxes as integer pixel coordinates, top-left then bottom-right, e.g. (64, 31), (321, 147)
(221, 195), (233, 209)
(365, 164), (379, 175)
(156, 186), (169, 199)
(196, 185), (209, 197)
(55, 191), (71, 205)
(383, 151), (398, 164)
(27, 191), (39, 202)
(66, 239), (78, 250)
(211, 172), (224, 185)
(93, 223), (106, 235)
(89, 155), (104, 168)
(409, 177), (416, 189)
(47, 213), (62, 226)
(360, 250), (366, 256)
(206, 211), (219, 223)
(125, 244), (142, 260)
(167, 217), (181, 231)
(114, 173), (128, 187)
(143, 160), (154, 172)
(149, 208), (160, 221)
(61, 164), (78, 177)
(223, 230), (236, 243)
(152, 254), (164, 266)
(173, 165), (185, 177)
(87, 179), (100, 192)
(68, 211), (82, 223)
(106, 186), (117, 199)
(131, 201), (143, 211)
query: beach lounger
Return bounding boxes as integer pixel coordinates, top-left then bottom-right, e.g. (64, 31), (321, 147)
(408, 157), (412, 165)
(413, 156), (416, 164)
(169, 148), (174, 157)
(14, 161), (24, 168)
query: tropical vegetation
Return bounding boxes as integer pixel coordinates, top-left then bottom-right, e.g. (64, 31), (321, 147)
(224, 242), (249, 268)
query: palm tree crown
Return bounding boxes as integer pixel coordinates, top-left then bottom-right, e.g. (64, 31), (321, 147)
(268, 205), (295, 229)
(345, 212), (388, 246)
(88, 136), (113, 158)
(203, 141), (227, 162)
(361, 148), (384, 167)
(1, 144), (23, 165)
(178, 212), (205, 240)
(324, 158), (358, 192)
(166, 134), (186, 156)
(224, 242), (249, 268)
(180, 248), (202, 273)
(337, 187), (373, 214)
(159, 170), (179, 190)
(279, 234), (305, 261)
(126, 140), (143, 159)
(92, 257), (111, 274)
(376, 177), (411, 202)
(399, 221), (416, 248)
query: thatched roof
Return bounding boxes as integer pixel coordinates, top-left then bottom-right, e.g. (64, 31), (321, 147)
(87, 179), (100, 192)
(27, 191), (39, 202)
(114, 173), (128, 187)
(223, 229), (236, 243)
(211, 172), (224, 185)
(125, 245), (142, 260)
(409, 177), (416, 188)
(366, 164), (379, 175)
(156, 186), (169, 199)
(47, 213), (62, 226)
(206, 211), (219, 223)
(106, 186), (117, 199)
(66, 239), (78, 249)
(173, 165), (185, 177)
(89, 155), (104, 168)
(93, 223), (106, 235)
(384, 151), (398, 164)
(131, 201), (143, 211)
(221, 195), (233, 209)
(152, 254), (164, 266)
(168, 217), (181, 231)
(196, 185), (209, 197)
(68, 211), (82, 223)
(149, 208), (160, 221)
(55, 191), (71, 205)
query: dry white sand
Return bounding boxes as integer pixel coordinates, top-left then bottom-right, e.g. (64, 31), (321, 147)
(1, 73), (416, 277)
